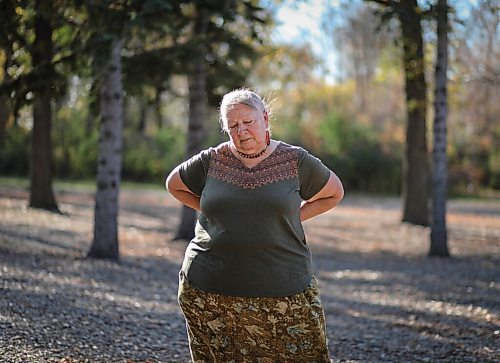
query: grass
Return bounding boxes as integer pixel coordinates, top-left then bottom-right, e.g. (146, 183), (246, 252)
(0, 176), (164, 193)
(1, 175), (498, 201)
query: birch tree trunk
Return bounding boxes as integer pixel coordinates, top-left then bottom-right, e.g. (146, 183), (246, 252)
(29, 0), (58, 211)
(398, 0), (430, 226)
(430, 0), (450, 257)
(88, 38), (124, 259)
(175, 11), (208, 241)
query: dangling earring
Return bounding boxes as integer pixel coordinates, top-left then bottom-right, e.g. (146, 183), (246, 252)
(265, 130), (271, 146)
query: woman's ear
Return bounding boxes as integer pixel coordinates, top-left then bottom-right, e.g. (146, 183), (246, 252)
(263, 111), (269, 127)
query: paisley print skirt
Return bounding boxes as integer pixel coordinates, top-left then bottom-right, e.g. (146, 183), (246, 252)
(178, 274), (331, 363)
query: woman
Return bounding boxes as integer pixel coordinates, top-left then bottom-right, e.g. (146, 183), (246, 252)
(166, 88), (344, 362)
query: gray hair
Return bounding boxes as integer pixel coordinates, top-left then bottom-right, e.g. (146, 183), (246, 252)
(219, 88), (271, 132)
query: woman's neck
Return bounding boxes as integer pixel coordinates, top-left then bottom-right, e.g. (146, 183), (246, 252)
(230, 140), (278, 168)
(237, 146), (268, 159)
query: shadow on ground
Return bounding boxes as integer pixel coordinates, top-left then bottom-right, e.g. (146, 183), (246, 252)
(0, 188), (499, 362)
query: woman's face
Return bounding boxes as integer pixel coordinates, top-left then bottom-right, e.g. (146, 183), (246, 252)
(225, 104), (268, 152)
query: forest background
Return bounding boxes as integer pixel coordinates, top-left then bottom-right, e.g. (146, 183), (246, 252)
(0, 1), (499, 360)
(0, 0), (498, 196)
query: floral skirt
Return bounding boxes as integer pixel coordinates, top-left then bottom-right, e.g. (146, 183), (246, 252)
(178, 273), (331, 363)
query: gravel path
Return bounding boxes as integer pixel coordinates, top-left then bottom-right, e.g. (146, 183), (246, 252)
(0, 186), (499, 362)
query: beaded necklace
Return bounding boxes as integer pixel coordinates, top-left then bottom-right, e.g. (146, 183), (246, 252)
(237, 146), (267, 159)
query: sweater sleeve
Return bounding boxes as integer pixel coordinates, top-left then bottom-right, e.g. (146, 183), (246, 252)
(298, 149), (331, 200)
(178, 149), (211, 196)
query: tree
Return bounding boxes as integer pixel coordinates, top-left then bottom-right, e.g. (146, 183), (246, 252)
(0, 47), (13, 146)
(175, 7), (208, 240)
(87, 0), (185, 258)
(0, 0), (18, 144)
(449, 0), (500, 191)
(173, 1), (270, 240)
(0, 0), (14, 145)
(366, 0), (430, 226)
(87, 38), (124, 259)
(0, 0), (84, 211)
(118, 4), (269, 243)
(430, 0), (450, 257)
(323, 2), (397, 112)
(29, 0), (59, 211)
(85, 0), (132, 259)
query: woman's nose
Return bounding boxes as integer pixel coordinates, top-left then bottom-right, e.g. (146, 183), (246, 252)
(237, 124), (246, 134)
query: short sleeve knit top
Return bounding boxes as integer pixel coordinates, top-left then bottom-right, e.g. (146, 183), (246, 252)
(178, 141), (331, 297)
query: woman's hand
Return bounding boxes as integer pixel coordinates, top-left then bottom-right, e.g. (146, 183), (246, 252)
(166, 166), (201, 212)
(300, 171), (344, 222)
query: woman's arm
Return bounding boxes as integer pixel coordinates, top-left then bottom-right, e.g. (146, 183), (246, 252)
(300, 171), (344, 222)
(165, 166), (201, 212)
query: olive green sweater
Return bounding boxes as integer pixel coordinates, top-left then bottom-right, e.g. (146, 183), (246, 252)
(178, 141), (330, 297)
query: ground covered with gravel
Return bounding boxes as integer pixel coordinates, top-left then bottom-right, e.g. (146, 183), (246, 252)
(0, 184), (499, 362)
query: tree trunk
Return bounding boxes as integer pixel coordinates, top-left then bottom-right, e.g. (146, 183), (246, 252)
(88, 38), (124, 260)
(0, 94), (9, 145)
(0, 46), (13, 145)
(154, 87), (163, 130)
(430, 0), (450, 257)
(29, 0), (58, 212)
(0, 3), (15, 145)
(175, 68), (207, 240)
(137, 96), (147, 134)
(175, 11), (208, 241)
(398, 0), (429, 226)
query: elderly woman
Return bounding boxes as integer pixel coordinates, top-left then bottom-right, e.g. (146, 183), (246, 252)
(166, 88), (344, 362)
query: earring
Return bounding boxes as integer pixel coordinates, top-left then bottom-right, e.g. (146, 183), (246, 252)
(265, 130), (271, 146)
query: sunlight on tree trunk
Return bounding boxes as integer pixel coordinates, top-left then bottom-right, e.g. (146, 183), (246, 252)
(88, 39), (124, 260)
(430, 0), (450, 257)
(29, 0), (58, 212)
